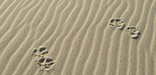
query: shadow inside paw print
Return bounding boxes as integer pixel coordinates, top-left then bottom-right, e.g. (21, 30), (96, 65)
(125, 26), (140, 39)
(109, 18), (125, 30)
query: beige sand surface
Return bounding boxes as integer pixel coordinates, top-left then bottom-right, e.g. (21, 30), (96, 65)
(0, 0), (156, 75)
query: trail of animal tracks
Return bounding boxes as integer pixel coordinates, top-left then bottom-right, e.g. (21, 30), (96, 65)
(0, 0), (156, 75)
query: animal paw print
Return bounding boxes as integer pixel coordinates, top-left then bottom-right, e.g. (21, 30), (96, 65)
(32, 47), (48, 61)
(32, 47), (55, 71)
(38, 56), (55, 71)
(109, 18), (125, 30)
(125, 26), (140, 39)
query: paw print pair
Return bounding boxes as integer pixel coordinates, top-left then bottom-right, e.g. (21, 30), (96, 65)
(109, 18), (140, 39)
(32, 47), (55, 71)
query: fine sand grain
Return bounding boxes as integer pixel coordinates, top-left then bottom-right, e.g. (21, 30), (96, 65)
(0, 0), (156, 75)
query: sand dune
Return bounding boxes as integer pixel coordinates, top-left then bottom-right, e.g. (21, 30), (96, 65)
(0, 0), (156, 75)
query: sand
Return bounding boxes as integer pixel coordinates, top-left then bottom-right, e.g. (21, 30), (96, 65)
(0, 0), (156, 75)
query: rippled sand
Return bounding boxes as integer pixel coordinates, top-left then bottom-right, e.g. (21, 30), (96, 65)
(0, 0), (156, 75)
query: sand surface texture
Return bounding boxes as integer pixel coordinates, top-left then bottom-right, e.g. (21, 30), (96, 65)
(0, 0), (156, 75)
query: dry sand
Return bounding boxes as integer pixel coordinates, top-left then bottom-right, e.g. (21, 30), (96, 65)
(0, 0), (156, 75)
